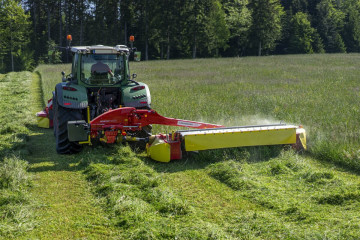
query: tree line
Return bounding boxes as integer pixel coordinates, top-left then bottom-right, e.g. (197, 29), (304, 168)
(1, 0), (360, 73)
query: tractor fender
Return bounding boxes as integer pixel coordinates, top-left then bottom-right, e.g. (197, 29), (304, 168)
(55, 82), (88, 109)
(122, 82), (151, 109)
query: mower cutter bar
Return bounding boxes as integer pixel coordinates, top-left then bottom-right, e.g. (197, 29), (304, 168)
(179, 124), (304, 151)
(146, 124), (306, 162)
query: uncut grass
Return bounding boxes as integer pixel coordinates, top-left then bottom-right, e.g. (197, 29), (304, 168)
(37, 54), (360, 238)
(130, 54), (360, 171)
(38, 55), (360, 170)
(36, 64), (71, 103)
(0, 72), (36, 237)
(40, 58), (360, 200)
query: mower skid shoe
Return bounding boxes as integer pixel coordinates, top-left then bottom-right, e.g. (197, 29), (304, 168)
(146, 135), (182, 162)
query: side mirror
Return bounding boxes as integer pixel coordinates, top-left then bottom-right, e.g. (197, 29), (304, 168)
(61, 71), (66, 82)
(132, 73), (137, 79)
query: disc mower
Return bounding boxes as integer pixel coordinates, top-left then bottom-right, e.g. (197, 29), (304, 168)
(37, 36), (306, 162)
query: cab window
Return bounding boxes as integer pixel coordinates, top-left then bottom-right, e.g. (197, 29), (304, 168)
(72, 53), (78, 79)
(80, 54), (125, 85)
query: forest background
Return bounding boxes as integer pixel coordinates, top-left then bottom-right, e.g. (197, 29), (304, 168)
(1, 0), (360, 73)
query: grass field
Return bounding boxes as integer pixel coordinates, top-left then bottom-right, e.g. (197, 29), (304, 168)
(37, 54), (360, 170)
(0, 72), (36, 237)
(2, 54), (360, 238)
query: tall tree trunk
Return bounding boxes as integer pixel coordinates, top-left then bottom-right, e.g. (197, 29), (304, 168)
(47, 8), (51, 41)
(166, 31), (170, 60)
(79, 1), (83, 45)
(65, 0), (68, 36)
(65, 0), (69, 62)
(11, 52), (14, 72)
(145, 40), (148, 61)
(192, 33), (197, 59)
(160, 42), (163, 59)
(258, 41), (262, 56)
(10, 29), (14, 72)
(80, 11), (83, 45)
(145, 0), (148, 61)
(59, 0), (62, 47)
(33, 1), (37, 60)
(117, 2), (121, 43)
(33, 1), (37, 39)
(124, 22), (127, 45)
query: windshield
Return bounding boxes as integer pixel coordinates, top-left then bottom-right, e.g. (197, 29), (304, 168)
(80, 54), (125, 85)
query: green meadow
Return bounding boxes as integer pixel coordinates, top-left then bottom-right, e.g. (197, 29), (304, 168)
(0, 72), (37, 237)
(1, 54), (360, 239)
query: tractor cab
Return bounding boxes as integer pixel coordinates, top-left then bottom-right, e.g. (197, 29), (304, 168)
(69, 45), (131, 87)
(81, 54), (124, 85)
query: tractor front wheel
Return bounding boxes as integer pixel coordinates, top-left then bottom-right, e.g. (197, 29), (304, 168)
(55, 102), (83, 154)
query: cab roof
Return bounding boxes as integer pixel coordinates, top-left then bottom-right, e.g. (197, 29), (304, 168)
(70, 45), (130, 54)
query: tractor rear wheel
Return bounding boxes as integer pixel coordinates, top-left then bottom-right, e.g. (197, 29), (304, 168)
(53, 96), (57, 136)
(55, 102), (83, 154)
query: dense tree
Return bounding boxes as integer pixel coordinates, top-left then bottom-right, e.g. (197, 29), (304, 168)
(223, 0), (252, 56)
(248, 0), (285, 56)
(156, 0), (182, 59)
(204, 0), (230, 56)
(281, 0), (308, 13)
(316, 0), (346, 53)
(0, 0), (32, 72)
(2, 0), (360, 72)
(185, 0), (211, 58)
(311, 30), (325, 53)
(288, 12), (315, 53)
(24, 0), (49, 62)
(341, 0), (360, 52)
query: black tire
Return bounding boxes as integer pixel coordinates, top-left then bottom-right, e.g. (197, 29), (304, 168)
(55, 102), (83, 154)
(53, 96), (57, 136)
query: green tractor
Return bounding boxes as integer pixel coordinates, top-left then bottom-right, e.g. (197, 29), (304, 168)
(52, 42), (151, 154)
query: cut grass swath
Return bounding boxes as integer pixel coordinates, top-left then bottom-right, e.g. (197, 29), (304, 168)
(0, 72), (36, 238)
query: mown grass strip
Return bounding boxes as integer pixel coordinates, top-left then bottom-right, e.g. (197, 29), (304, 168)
(21, 71), (121, 239)
(0, 72), (36, 238)
(0, 72), (34, 157)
